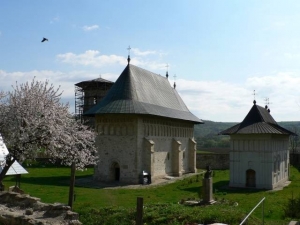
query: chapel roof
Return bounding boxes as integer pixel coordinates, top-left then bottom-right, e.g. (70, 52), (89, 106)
(85, 63), (203, 124)
(219, 100), (296, 135)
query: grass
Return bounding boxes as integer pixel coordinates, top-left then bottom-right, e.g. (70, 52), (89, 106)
(3, 165), (300, 224)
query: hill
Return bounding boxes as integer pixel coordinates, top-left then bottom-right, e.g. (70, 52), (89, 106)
(194, 120), (300, 149)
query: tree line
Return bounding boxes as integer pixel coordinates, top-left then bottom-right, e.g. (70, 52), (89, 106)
(195, 120), (300, 149)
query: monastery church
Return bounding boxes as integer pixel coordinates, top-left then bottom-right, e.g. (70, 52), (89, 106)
(220, 100), (295, 189)
(77, 56), (295, 189)
(84, 57), (203, 184)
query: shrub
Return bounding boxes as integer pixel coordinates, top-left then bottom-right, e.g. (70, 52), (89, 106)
(283, 193), (300, 219)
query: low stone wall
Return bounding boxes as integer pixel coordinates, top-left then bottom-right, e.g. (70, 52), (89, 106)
(196, 153), (229, 170)
(0, 191), (82, 225)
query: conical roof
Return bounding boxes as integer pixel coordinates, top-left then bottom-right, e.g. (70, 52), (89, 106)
(85, 64), (203, 124)
(219, 101), (296, 135)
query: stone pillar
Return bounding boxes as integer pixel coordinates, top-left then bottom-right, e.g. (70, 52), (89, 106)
(172, 139), (182, 176)
(202, 178), (214, 204)
(188, 138), (197, 173)
(144, 138), (155, 177)
(201, 166), (216, 204)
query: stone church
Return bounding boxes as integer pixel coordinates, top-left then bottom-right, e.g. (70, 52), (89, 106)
(85, 59), (203, 184)
(220, 100), (295, 189)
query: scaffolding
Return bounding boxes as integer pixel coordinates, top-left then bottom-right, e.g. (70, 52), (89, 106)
(74, 78), (114, 124)
(74, 85), (84, 122)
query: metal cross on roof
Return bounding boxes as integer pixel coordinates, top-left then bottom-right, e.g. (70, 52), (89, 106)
(265, 97), (272, 106)
(165, 64), (169, 78)
(127, 45), (131, 64)
(252, 90), (256, 100)
(127, 45), (131, 56)
(173, 74), (177, 89)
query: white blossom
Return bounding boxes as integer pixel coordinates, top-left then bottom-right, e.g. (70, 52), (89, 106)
(0, 78), (97, 181)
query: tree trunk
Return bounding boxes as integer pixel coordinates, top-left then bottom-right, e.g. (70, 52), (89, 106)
(0, 158), (16, 184)
(68, 162), (76, 210)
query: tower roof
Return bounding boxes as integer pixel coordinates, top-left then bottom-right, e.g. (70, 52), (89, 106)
(85, 64), (203, 124)
(219, 101), (296, 135)
(75, 78), (114, 89)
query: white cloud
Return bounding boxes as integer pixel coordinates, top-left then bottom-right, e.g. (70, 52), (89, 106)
(50, 16), (59, 24)
(1, 69), (299, 122)
(131, 48), (156, 56)
(271, 21), (286, 29)
(82, 25), (99, 31)
(0, 70), (119, 114)
(57, 50), (127, 67)
(284, 53), (300, 60)
(175, 72), (300, 122)
(56, 50), (167, 71)
(131, 58), (168, 71)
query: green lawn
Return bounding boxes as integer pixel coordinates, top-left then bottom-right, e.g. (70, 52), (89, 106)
(3, 165), (300, 224)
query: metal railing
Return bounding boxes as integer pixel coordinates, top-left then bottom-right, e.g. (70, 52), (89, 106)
(240, 197), (265, 225)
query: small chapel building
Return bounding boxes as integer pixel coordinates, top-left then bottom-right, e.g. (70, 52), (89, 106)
(85, 59), (203, 184)
(219, 100), (296, 190)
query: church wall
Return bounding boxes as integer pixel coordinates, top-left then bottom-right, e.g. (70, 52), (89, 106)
(93, 115), (139, 184)
(141, 117), (195, 181)
(229, 134), (289, 189)
(93, 114), (197, 184)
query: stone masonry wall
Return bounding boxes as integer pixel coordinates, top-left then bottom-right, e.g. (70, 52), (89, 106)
(196, 153), (229, 170)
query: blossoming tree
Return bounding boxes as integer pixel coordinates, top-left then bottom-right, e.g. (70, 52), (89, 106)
(0, 79), (97, 192)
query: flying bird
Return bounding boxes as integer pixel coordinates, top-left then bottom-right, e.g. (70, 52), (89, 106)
(41, 37), (48, 42)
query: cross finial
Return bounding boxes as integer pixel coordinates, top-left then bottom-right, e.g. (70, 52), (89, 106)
(265, 97), (272, 106)
(165, 64), (169, 78)
(173, 74), (177, 89)
(252, 90), (257, 105)
(127, 45), (131, 64)
(265, 97), (269, 106)
(252, 90), (256, 100)
(127, 45), (131, 55)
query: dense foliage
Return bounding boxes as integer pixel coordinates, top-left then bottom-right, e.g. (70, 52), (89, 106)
(283, 193), (300, 219)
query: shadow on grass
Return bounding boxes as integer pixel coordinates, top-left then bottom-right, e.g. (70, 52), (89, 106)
(179, 180), (265, 195)
(214, 181), (267, 194)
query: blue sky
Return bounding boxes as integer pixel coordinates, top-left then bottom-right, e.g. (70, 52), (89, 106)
(1, 1), (300, 122)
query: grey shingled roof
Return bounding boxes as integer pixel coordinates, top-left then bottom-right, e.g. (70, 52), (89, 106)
(75, 77), (114, 88)
(219, 101), (295, 135)
(85, 64), (203, 124)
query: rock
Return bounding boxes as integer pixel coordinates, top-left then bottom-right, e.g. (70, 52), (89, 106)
(25, 208), (33, 215)
(0, 191), (82, 225)
(9, 186), (25, 194)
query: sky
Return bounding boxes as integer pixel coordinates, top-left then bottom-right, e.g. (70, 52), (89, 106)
(1, 1), (300, 122)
